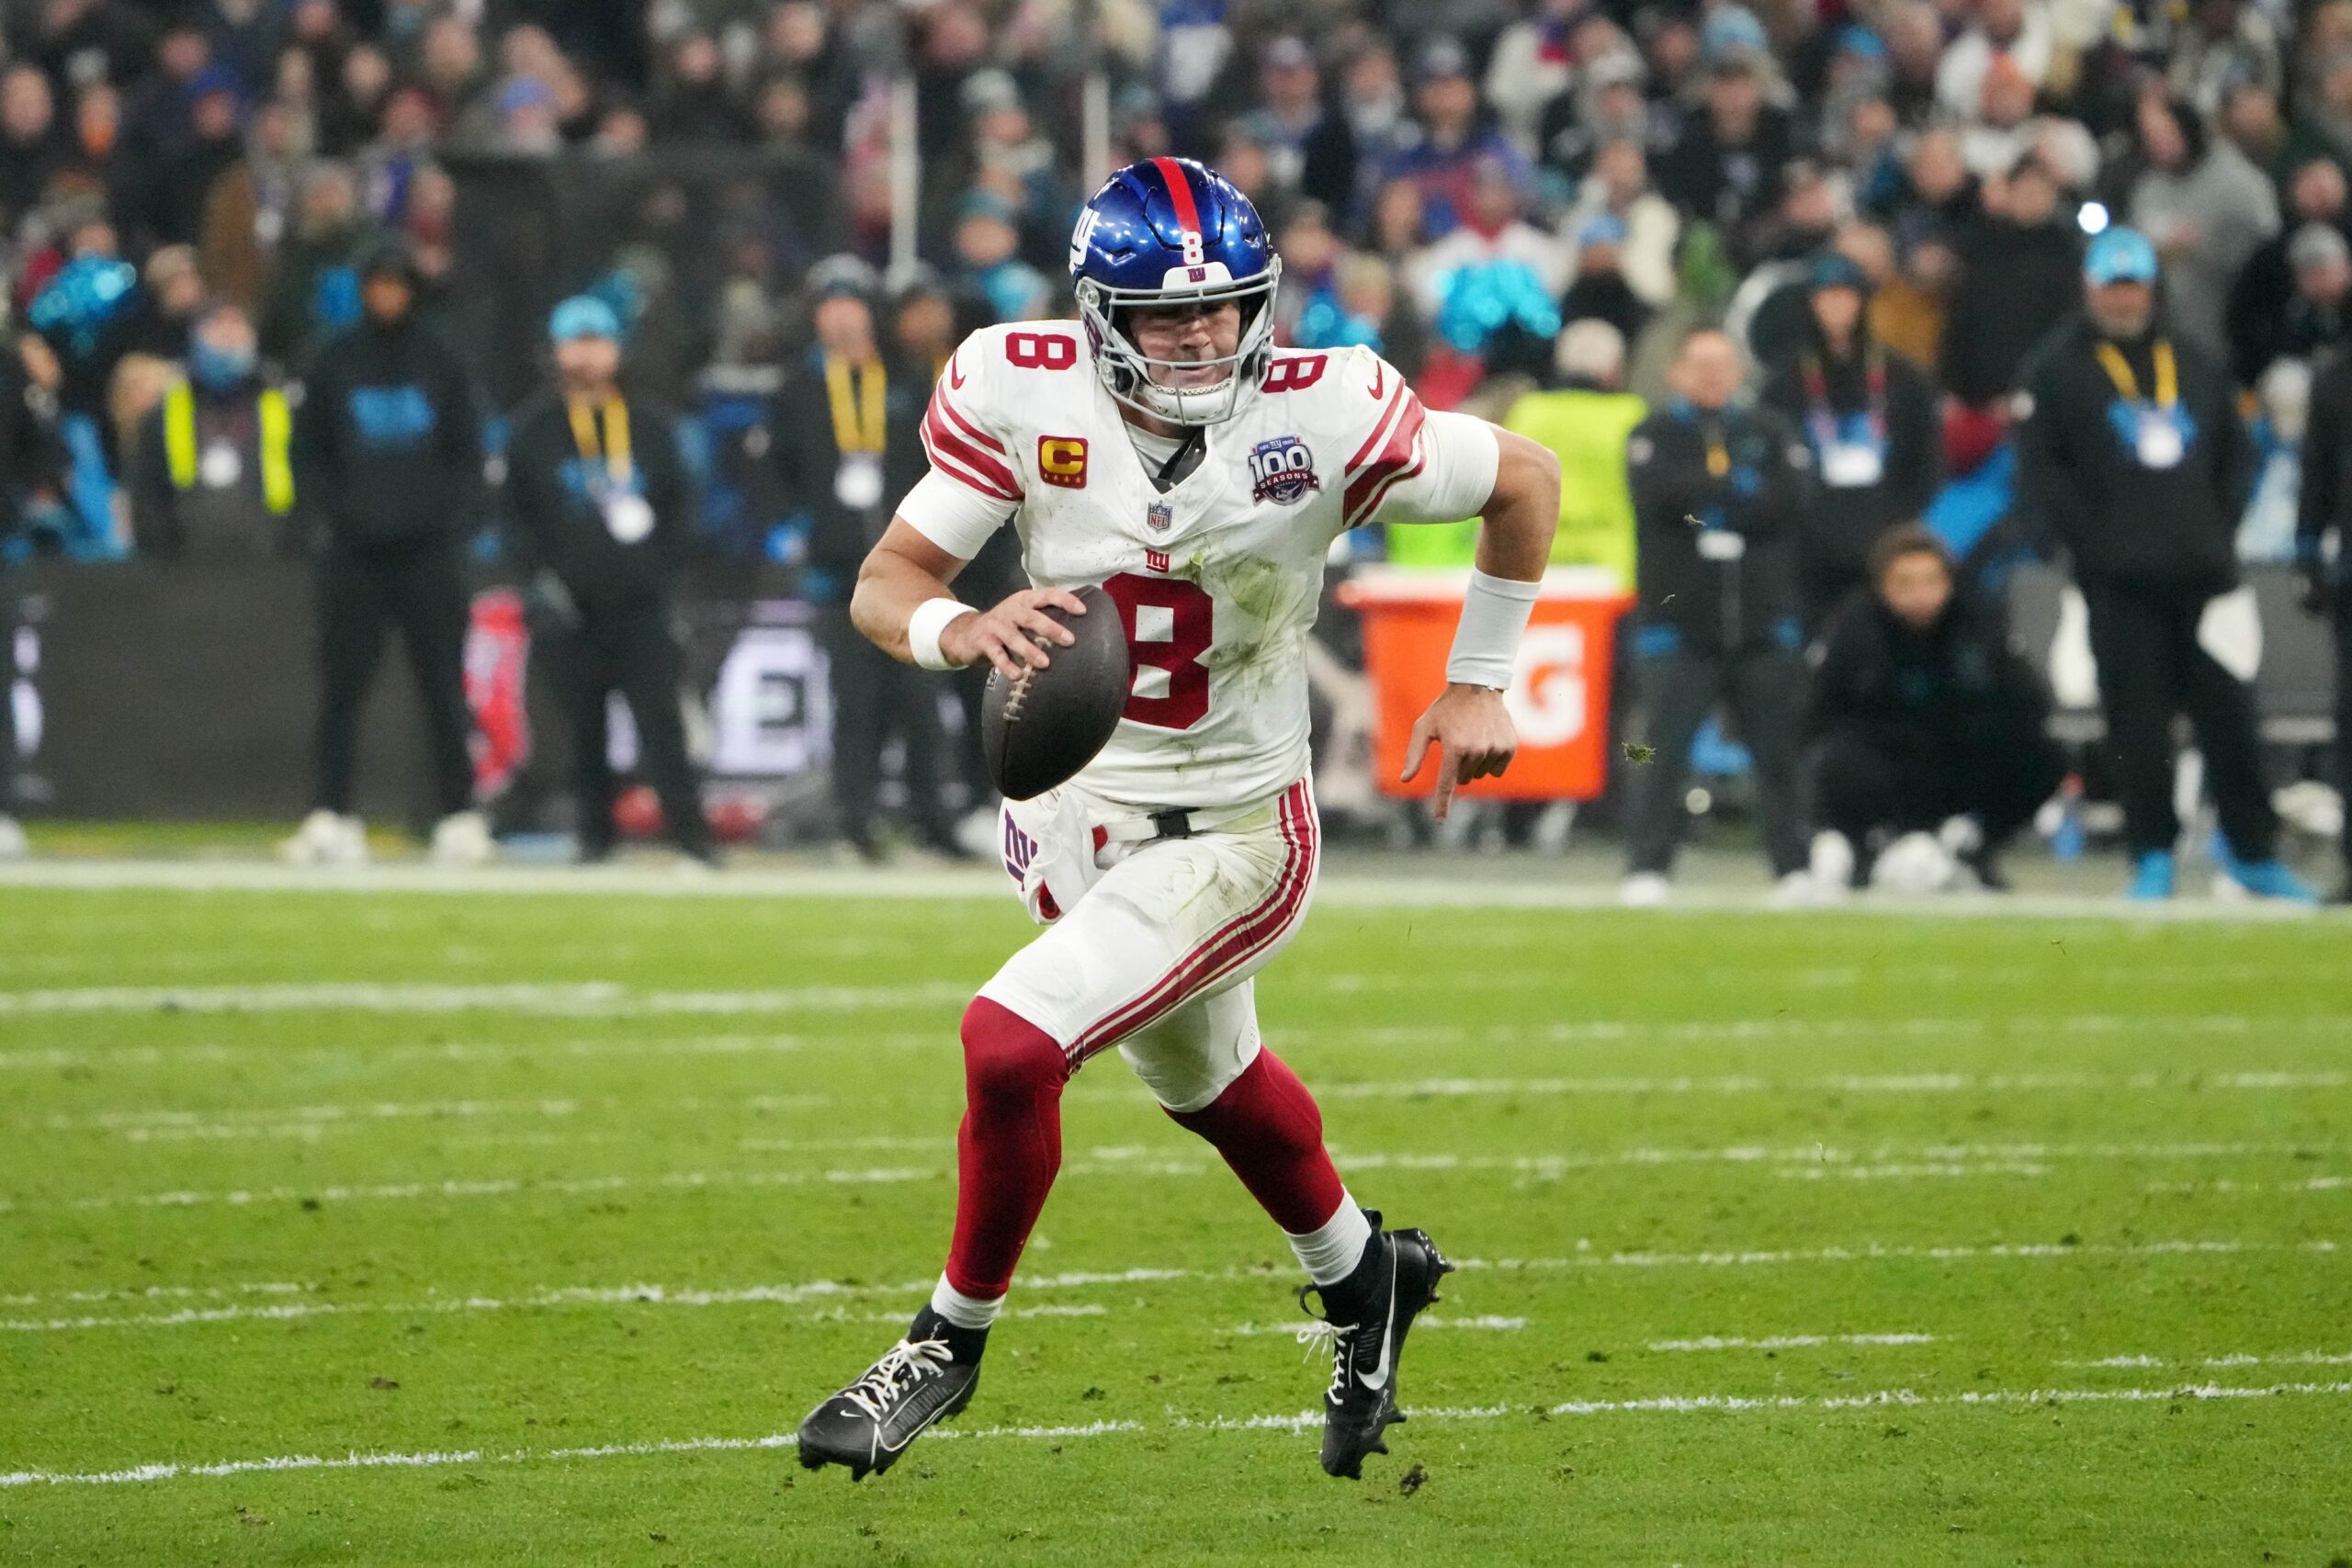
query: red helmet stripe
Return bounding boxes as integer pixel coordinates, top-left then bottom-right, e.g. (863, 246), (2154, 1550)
(1151, 156), (1202, 240)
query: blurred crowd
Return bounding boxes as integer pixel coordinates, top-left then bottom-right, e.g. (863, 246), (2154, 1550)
(0, 0), (2345, 895)
(0, 0), (2346, 553)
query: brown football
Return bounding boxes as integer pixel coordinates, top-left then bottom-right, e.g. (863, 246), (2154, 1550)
(981, 584), (1131, 801)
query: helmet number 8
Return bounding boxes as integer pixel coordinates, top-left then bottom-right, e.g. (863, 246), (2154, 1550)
(1179, 230), (1204, 267)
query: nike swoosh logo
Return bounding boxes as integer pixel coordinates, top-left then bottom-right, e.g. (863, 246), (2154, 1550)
(1366, 364), (1385, 400)
(949, 355), (967, 390)
(1362, 1265), (1399, 1393)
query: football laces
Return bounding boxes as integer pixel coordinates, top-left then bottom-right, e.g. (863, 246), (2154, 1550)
(1294, 1317), (1361, 1401)
(839, 1337), (955, 1420)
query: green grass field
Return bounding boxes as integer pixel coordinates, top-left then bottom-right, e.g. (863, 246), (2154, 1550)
(1, 878), (2347, 1565)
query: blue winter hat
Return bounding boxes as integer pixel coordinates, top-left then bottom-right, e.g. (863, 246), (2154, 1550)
(1810, 251), (1871, 294)
(548, 294), (622, 344)
(2084, 226), (2159, 286)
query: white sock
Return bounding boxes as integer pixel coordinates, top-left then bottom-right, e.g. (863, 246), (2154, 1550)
(1285, 1192), (1374, 1286)
(927, 1274), (1004, 1332)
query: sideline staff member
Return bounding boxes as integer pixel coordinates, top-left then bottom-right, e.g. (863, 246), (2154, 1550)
(2018, 226), (2314, 903)
(1621, 326), (1815, 906)
(504, 297), (716, 866)
(1805, 525), (2062, 892)
(130, 302), (298, 558)
(1759, 253), (1940, 626)
(774, 257), (965, 862)
(284, 239), (488, 867)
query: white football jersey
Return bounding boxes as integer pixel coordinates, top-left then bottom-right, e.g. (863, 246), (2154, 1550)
(901, 321), (1498, 811)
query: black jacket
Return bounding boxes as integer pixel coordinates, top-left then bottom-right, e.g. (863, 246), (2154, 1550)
(293, 314), (483, 550)
(770, 350), (931, 593)
(1940, 217), (2082, 405)
(2298, 345), (2352, 576)
(1625, 400), (1812, 654)
(1806, 587), (2051, 768)
(2017, 313), (2254, 588)
(1759, 329), (1941, 586)
(0, 346), (69, 532)
(503, 389), (696, 608)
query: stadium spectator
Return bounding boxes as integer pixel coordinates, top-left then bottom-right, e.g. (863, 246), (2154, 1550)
(1657, 47), (1796, 254)
(1380, 37), (1532, 240)
(1501, 319), (1645, 587)
(1237, 37), (1355, 215)
(128, 301), (296, 558)
(2232, 217), (2352, 388)
(1620, 326), (1814, 905)
(1759, 253), (1941, 626)
(773, 258), (965, 863)
(2016, 227), (2313, 902)
(1555, 136), (1679, 311)
(2294, 341), (2352, 904)
(1936, 0), (2056, 119)
(503, 297), (716, 868)
(1939, 156), (2080, 410)
(284, 240), (486, 869)
(1804, 525), (2063, 894)
(2229, 158), (2352, 385)
(2122, 91), (2278, 369)
(1556, 215), (1651, 346)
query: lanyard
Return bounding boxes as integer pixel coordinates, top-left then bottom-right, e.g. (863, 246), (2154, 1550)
(2094, 339), (2177, 410)
(565, 396), (632, 491)
(1801, 349), (1887, 448)
(1702, 417), (1729, 478)
(825, 356), (888, 455)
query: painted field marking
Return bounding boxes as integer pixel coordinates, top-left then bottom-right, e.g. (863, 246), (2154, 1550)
(6, 1381), (2349, 1490)
(1221, 1314), (1529, 1337)
(12, 1132), (2342, 1211)
(0, 981), (970, 1017)
(3, 1239), (2335, 1335)
(2062, 1349), (2352, 1371)
(1646, 1332), (1935, 1352)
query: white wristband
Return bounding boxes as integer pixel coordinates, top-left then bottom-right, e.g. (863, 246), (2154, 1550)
(1445, 570), (1541, 689)
(909, 598), (978, 671)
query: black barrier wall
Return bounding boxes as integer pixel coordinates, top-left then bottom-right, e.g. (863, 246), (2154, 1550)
(14, 561), (836, 825)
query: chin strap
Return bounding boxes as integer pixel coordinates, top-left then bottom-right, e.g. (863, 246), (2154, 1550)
(1152, 425), (1206, 492)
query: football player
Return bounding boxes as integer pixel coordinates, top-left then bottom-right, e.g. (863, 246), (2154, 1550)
(797, 158), (1561, 1480)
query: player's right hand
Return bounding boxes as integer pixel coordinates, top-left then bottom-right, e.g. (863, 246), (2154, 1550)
(941, 587), (1090, 680)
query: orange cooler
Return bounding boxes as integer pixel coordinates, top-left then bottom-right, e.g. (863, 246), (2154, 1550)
(1337, 567), (1634, 802)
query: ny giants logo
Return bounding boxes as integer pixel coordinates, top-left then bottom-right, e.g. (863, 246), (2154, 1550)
(1248, 434), (1320, 505)
(1145, 547), (1170, 572)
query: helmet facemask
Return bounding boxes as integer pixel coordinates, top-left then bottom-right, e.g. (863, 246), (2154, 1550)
(1076, 258), (1283, 427)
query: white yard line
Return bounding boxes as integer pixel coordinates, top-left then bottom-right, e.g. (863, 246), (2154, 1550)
(14, 1134), (2339, 1212)
(0, 981), (969, 1017)
(1646, 1332), (1936, 1352)
(1309, 1069), (2349, 1100)
(3, 1238), (2334, 1335)
(2063, 1349), (2352, 1370)
(1222, 1314), (1529, 1336)
(0, 853), (2335, 920)
(6, 1380), (2348, 1490)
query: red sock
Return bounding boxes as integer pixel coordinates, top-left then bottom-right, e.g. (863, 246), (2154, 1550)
(1166, 1049), (1347, 1234)
(942, 998), (1069, 1300)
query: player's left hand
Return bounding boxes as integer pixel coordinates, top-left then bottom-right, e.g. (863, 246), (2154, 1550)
(1401, 682), (1516, 822)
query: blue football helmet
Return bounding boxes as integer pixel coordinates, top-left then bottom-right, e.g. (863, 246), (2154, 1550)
(1069, 156), (1282, 426)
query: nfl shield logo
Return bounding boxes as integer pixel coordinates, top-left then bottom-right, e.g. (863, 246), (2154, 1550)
(1249, 435), (1321, 505)
(1146, 500), (1173, 532)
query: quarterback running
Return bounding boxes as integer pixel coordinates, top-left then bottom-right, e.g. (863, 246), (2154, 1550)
(796, 157), (1561, 1480)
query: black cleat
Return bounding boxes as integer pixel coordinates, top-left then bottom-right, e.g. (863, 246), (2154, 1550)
(1296, 1212), (1454, 1480)
(797, 1330), (980, 1481)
